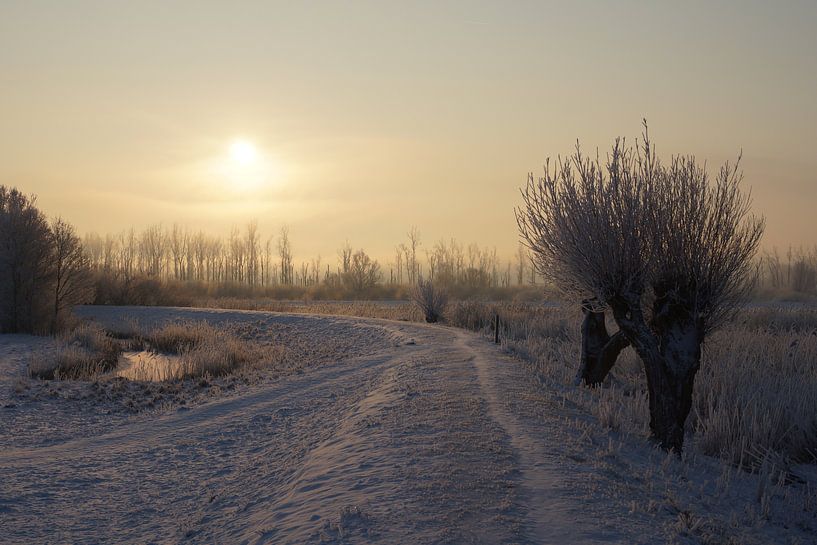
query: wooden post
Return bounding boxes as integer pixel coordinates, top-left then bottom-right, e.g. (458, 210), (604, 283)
(494, 314), (500, 344)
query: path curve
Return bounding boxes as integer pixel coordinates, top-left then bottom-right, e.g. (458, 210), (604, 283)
(0, 308), (608, 544)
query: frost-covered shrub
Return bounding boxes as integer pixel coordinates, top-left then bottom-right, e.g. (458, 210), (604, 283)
(412, 279), (448, 323)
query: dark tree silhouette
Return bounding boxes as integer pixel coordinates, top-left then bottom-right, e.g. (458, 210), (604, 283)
(516, 125), (764, 452)
(0, 187), (55, 333)
(51, 218), (94, 332)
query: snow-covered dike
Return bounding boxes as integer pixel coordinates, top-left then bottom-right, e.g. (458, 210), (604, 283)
(0, 307), (809, 544)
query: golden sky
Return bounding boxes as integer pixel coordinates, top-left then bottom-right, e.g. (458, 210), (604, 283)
(2, 1), (816, 261)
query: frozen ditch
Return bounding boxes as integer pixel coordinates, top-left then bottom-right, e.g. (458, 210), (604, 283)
(115, 350), (182, 381)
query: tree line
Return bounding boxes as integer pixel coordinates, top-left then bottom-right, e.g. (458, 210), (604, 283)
(82, 223), (544, 296)
(760, 246), (817, 294)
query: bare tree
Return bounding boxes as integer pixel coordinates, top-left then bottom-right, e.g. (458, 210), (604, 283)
(297, 261), (310, 286)
(207, 237), (223, 283)
(261, 237), (273, 286)
(83, 232), (104, 269)
(338, 240), (352, 275)
(515, 244), (528, 285)
(170, 223), (189, 281)
(140, 224), (166, 277)
(51, 218), (93, 331)
(394, 244), (406, 284)
(245, 221), (259, 286)
(191, 231), (207, 282)
(228, 226), (244, 283)
(406, 226), (421, 285)
(516, 126), (764, 452)
(763, 246), (817, 293)
(311, 255), (322, 285)
(346, 249), (381, 293)
(120, 228), (137, 281)
(278, 226), (293, 285)
(791, 255), (817, 292)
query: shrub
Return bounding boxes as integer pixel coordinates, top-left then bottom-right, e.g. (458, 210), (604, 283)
(412, 279), (448, 323)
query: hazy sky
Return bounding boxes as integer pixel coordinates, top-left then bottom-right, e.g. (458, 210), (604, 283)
(2, 1), (816, 262)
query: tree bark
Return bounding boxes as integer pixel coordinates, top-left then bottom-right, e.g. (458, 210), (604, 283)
(653, 321), (702, 451)
(578, 302), (630, 387)
(610, 299), (702, 453)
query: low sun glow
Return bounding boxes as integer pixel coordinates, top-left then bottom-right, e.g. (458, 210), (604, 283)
(229, 139), (258, 166)
(211, 137), (281, 193)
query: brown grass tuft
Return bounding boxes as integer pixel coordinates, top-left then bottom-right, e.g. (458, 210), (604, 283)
(142, 321), (259, 379)
(29, 322), (121, 380)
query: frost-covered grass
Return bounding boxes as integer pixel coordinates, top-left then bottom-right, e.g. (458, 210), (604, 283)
(158, 299), (817, 473)
(265, 299), (816, 473)
(177, 335), (256, 378)
(142, 321), (258, 379)
(489, 305), (817, 470)
(435, 301), (817, 540)
(693, 327), (817, 467)
(28, 320), (260, 382)
(737, 305), (817, 333)
(147, 321), (212, 354)
(6, 304), (815, 542)
(28, 322), (121, 380)
(573, 314), (817, 473)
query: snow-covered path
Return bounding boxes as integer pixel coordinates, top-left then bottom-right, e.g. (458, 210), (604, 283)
(0, 309), (625, 544)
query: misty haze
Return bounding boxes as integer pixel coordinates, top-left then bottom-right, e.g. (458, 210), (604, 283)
(1, 2), (816, 545)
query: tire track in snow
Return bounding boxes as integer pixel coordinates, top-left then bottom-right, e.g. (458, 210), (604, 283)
(0, 310), (601, 544)
(456, 329), (615, 545)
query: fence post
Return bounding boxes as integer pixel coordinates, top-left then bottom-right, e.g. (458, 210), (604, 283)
(494, 313), (500, 344)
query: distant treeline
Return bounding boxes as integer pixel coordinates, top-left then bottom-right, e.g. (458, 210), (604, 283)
(758, 247), (817, 297)
(82, 223), (547, 304)
(4, 181), (809, 337)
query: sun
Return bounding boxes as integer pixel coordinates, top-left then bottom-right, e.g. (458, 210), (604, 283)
(229, 139), (258, 166)
(214, 137), (282, 192)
